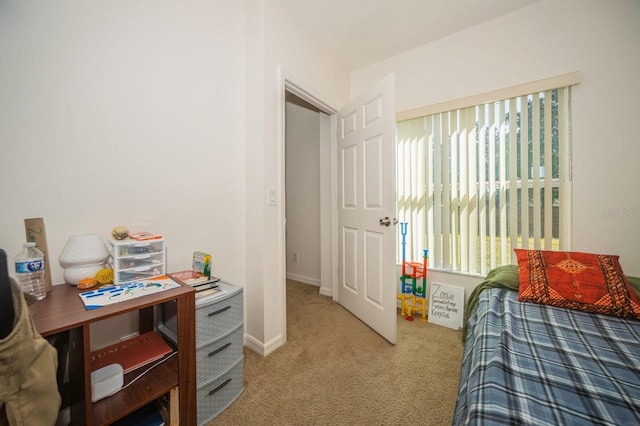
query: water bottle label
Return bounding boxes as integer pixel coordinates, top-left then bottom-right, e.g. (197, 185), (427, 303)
(16, 259), (45, 273)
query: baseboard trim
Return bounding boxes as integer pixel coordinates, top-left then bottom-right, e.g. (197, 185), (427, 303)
(286, 273), (333, 297)
(319, 286), (332, 297)
(286, 272), (320, 286)
(244, 333), (285, 357)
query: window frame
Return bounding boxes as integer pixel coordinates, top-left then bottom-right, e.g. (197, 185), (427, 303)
(396, 74), (579, 276)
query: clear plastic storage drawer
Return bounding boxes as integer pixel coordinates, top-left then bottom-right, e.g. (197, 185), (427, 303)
(109, 238), (165, 284)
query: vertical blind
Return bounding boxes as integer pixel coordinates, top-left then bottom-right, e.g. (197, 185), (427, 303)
(397, 87), (572, 276)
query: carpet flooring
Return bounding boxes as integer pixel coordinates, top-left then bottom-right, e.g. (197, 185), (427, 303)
(208, 280), (464, 425)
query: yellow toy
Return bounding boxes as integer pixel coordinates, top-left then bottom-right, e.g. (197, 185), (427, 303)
(95, 268), (114, 285)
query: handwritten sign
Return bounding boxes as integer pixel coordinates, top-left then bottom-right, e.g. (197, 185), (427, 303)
(429, 283), (464, 330)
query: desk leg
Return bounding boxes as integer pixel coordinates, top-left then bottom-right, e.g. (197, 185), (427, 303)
(176, 292), (196, 425)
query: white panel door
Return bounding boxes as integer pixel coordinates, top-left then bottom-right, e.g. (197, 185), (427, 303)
(337, 74), (396, 344)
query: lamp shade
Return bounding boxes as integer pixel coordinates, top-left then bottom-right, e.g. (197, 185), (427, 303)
(59, 234), (110, 268)
(63, 264), (105, 285)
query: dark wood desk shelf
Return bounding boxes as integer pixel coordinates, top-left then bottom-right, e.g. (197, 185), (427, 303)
(29, 282), (196, 426)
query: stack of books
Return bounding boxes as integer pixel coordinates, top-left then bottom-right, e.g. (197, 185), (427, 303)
(167, 270), (224, 299)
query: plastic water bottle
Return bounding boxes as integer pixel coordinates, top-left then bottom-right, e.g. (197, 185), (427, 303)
(15, 242), (46, 300)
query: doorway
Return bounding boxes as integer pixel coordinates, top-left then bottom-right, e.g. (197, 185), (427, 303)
(280, 74), (398, 346)
(282, 83), (337, 344)
(284, 92), (323, 288)
(284, 90), (334, 313)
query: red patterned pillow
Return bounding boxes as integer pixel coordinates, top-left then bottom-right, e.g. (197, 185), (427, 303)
(515, 249), (640, 319)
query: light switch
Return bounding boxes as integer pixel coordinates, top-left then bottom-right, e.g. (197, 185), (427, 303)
(267, 188), (277, 206)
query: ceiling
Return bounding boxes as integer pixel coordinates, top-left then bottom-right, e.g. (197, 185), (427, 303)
(276, 0), (543, 71)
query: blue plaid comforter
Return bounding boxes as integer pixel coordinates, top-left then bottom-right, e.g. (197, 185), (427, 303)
(453, 287), (640, 425)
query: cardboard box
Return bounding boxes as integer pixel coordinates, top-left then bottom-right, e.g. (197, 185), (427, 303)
(24, 218), (52, 292)
(192, 251), (211, 278)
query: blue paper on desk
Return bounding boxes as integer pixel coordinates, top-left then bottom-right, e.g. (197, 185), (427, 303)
(79, 276), (180, 310)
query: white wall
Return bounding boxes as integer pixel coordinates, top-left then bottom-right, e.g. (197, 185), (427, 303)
(285, 101), (321, 286)
(0, 1), (247, 346)
(351, 0), (640, 298)
(0, 1), (246, 283)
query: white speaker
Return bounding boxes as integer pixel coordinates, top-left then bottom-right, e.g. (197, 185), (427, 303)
(90, 363), (124, 402)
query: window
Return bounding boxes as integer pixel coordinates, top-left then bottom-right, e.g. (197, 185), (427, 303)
(397, 84), (573, 276)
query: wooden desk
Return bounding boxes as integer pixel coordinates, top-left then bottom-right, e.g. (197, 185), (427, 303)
(29, 282), (196, 426)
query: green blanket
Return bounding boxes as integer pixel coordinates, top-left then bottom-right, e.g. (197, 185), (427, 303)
(462, 265), (640, 342)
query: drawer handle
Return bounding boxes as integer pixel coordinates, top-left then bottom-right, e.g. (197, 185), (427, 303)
(208, 342), (231, 357)
(209, 378), (231, 396)
(207, 305), (231, 317)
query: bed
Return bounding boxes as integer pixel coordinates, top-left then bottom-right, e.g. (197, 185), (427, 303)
(453, 255), (640, 426)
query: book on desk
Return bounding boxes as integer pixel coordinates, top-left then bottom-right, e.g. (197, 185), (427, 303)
(167, 270), (224, 299)
(168, 270), (219, 286)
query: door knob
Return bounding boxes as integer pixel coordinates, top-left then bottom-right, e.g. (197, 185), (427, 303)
(379, 217), (397, 227)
